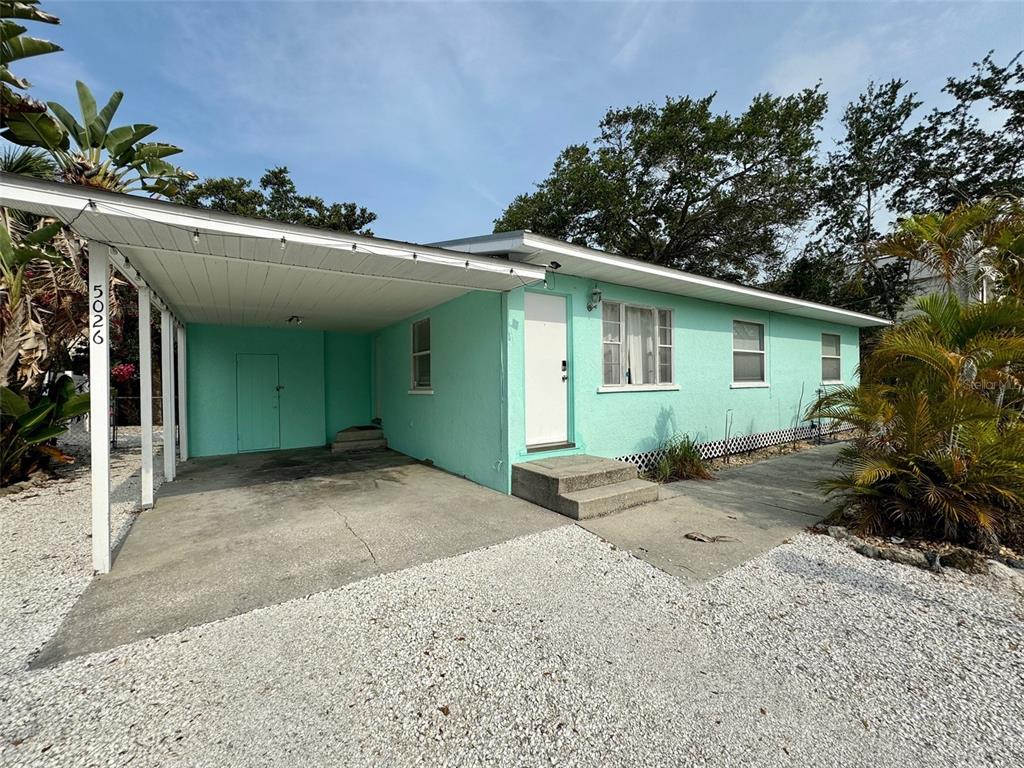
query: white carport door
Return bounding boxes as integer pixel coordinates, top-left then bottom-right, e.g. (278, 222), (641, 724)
(524, 292), (569, 447)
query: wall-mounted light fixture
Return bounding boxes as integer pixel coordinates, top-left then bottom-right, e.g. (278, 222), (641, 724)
(587, 286), (603, 312)
(287, 315), (303, 326)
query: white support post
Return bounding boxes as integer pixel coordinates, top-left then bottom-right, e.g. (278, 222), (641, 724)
(176, 324), (188, 462)
(161, 310), (176, 482)
(88, 246), (112, 574)
(138, 287), (154, 508)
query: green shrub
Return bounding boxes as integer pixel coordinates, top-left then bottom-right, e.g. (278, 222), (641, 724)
(817, 391), (1024, 550)
(649, 435), (714, 482)
(809, 292), (1024, 551)
(1, 374), (88, 486)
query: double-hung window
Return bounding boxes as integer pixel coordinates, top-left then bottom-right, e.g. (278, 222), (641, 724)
(732, 320), (765, 384)
(602, 302), (673, 387)
(411, 318), (431, 391)
(821, 333), (842, 382)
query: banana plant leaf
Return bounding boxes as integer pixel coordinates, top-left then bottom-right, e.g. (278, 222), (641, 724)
(89, 89), (123, 146)
(0, 109), (68, 150)
(21, 219), (62, 246)
(0, 386), (29, 418)
(2, 3), (61, 24)
(48, 373), (77, 404)
(15, 400), (55, 431)
(47, 99), (85, 147)
(21, 424), (66, 446)
(141, 179), (181, 197)
(75, 80), (98, 147)
(35, 443), (76, 464)
(105, 123), (157, 159)
(61, 395), (90, 421)
(1, 29), (61, 62)
(1, 20), (27, 42)
(1, 64), (32, 89)
(132, 142), (183, 161)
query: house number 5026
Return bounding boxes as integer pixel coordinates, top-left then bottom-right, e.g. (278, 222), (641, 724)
(91, 284), (105, 344)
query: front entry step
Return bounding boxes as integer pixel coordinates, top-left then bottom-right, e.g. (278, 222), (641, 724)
(331, 426), (387, 453)
(511, 455), (658, 520)
(559, 478), (659, 520)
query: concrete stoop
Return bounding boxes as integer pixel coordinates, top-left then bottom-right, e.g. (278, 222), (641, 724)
(331, 426), (387, 453)
(511, 455), (658, 520)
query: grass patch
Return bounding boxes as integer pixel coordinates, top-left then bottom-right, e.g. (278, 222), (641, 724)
(648, 435), (714, 483)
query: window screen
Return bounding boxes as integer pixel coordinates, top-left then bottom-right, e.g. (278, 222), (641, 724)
(821, 333), (841, 382)
(733, 321), (765, 383)
(411, 318), (431, 389)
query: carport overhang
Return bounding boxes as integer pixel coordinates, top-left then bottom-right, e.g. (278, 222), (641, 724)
(1, 173), (546, 573)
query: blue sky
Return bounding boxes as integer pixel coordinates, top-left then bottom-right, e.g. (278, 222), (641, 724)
(20, 1), (1023, 243)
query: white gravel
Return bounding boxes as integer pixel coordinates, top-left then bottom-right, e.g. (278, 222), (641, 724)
(1, 440), (1022, 767)
(0, 425), (164, 677)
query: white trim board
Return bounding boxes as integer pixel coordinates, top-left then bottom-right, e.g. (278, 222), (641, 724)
(435, 231), (891, 328)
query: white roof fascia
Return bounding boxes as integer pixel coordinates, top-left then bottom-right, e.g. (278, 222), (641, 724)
(0, 174), (547, 283)
(436, 231), (890, 328)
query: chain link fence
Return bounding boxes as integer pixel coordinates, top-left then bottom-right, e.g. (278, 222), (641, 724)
(111, 396), (169, 448)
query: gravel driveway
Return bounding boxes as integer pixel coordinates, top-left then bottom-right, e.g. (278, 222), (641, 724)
(2, 440), (1022, 767)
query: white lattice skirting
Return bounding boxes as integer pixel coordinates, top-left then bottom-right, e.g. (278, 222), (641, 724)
(617, 422), (847, 474)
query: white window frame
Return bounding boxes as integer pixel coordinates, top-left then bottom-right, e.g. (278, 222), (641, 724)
(821, 332), (842, 384)
(598, 301), (678, 392)
(731, 319), (767, 388)
(409, 317), (432, 394)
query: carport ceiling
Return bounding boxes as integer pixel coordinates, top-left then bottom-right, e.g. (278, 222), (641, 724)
(1, 174), (546, 332)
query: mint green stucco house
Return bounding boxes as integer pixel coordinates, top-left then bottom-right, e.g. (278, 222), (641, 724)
(2, 172), (888, 498)
(2, 174), (891, 574)
(184, 230), (886, 494)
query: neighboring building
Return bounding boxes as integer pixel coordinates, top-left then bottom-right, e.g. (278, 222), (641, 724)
(878, 255), (992, 317)
(3, 174), (888, 498)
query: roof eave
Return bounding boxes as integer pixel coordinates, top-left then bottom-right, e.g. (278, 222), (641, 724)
(505, 231), (889, 328)
(0, 174), (547, 282)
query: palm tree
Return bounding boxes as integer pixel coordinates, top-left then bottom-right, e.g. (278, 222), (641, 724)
(0, 145), (55, 178)
(980, 198), (1024, 301)
(0, 146), (90, 390)
(873, 293), (1024, 414)
(809, 293), (1024, 549)
(877, 201), (998, 302)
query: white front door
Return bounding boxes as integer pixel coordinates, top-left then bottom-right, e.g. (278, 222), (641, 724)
(524, 292), (569, 447)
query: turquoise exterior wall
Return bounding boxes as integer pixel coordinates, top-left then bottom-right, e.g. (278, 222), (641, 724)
(374, 291), (508, 492)
(185, 275), (862, 492)
(186, 324), (371, 457)
(505, 274), (861, 467)
(324, 332), (372, 442)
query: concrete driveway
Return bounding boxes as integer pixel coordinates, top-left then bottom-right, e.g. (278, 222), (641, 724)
(583, 443), (842, 583)
(34, 448), (565, 666)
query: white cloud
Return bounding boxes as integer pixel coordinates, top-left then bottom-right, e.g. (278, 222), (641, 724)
(610, 2), (679, 71)
(161, 3), (564, 173)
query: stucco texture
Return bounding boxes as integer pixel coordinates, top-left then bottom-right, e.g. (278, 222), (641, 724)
(186, 324), (371, 458)
(373, 291), (508, 492)
(505, 274), (860, 464)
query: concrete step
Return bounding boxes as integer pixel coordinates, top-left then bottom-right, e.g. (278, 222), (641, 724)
(557, 478), (659, 520)
(511, 455), (637, 510)
(331, 438), (388, 453)
(334, 426), (384, 443)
